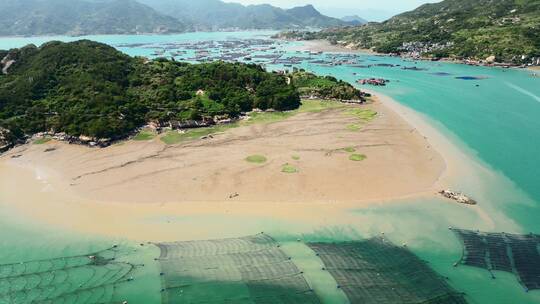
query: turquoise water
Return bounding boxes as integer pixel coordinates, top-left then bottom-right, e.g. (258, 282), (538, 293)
(301, 57), (540, 232)
(1, 31), (539, 303)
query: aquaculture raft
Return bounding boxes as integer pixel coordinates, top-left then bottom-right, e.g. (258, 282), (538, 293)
(307, 237), (468, 304)
(0, 246), (137, 304)
(452, 229), (540, 291)
(155, 233), (320, 304)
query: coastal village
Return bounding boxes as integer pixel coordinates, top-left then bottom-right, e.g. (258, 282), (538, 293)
(278, 32), (540, 69)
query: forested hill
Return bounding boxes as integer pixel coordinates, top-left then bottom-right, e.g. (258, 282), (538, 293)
(281, 0), (540, 64)
(138, 0), (350, 30)
(0, 40), (303, 149)
(0, 0), (186, 36)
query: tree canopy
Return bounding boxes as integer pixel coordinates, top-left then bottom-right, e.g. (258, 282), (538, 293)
(0, 40), (300, 145)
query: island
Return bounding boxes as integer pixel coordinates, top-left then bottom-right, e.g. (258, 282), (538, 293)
(0, 39), (446, 207)
(1, 40), (326, 150)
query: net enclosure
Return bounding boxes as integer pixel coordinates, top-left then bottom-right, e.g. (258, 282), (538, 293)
(452, 229), (540, 291)
(307, 237), (468, 304)
(0, 246), (137, 304)
(155, 233), (321, 304)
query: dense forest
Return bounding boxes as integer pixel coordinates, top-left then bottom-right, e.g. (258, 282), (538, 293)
(290, 71), (365, 101)
(280, 0), (540, 64)
(0, 40), (364, 150)
(0, 40), (302, 149)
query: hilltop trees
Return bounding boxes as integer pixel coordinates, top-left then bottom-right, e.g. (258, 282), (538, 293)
(290, 71), (364, 101)
(0, 40), (300, 146)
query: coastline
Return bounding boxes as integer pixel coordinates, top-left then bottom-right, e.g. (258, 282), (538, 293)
(0, 94), (459, 239)
(364, 89), (528, 232)
(0, 98), (445, 203)
(288, 39), (538, 69)
(288, 39), (378, 55)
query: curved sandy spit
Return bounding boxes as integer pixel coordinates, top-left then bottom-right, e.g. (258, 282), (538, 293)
(1, 93), (518, 240)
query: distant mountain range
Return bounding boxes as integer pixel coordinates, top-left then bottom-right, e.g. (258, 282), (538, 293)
(0, 0), (186, 36)
(0, 0), (355, 36)
(282, 0), (540, 64)
(138, 0), (351, 30)
(340, 15), (368, 25)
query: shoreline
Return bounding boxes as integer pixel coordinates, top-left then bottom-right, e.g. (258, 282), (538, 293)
(364, 89), (529, 232)
(1, 98), (445, 204)
(289, 39), (538, 70)
(288, 39), (378, 54)
(0, 93), (499, 240)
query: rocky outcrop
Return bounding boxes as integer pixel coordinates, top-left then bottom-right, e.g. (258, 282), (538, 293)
(0, 54), (15, 75)
(0, 127), (13, 152)
(439, 189), (477, 205)
(32, 132), (111, 148)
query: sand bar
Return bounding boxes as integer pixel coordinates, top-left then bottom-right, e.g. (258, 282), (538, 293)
(289, 39), (377, 54)
(0, 95), (486, 240)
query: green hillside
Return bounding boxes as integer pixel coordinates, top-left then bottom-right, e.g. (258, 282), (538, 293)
(291, 71), (365, 101)
(139, 0), (349, 30)
(282, 0), (540, 64)
(0, 40), (300, 148)
(0, 0), (186, 36)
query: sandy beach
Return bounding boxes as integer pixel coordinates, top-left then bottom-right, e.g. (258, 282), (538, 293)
(290, 39), (377, 55)
(1, 98), (444, 203)
(0, 95), (482, 240)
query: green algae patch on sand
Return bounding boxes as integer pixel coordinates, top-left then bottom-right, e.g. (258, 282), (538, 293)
(246, 111), (295, 124)
(133, 130), (156, 141)
(159, 100), (348, 145)
(160, 124), (237, 145)
(343, 147), (356, 153)
(345, 108), (377, 121)
(292, 155), (301, 160)
(246, 100), (343, 124)
(347, 124), (361, 131)
(33, 137), (52, 145)
(349, 154), (367, 161)
(344, 108), (377, 132)
(298, 99), (345, 113)
(246, 155), (267, 164)
(282, 163), (299, 173)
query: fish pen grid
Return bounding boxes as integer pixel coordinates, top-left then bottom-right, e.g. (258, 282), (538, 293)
(307, 237), (467, 304)
(0, 246), (137, 304)
(452, 229), (540, 291)
(155, 233), (321, 304)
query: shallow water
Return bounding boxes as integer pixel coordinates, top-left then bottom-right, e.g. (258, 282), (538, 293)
(1, 31), (539, 303)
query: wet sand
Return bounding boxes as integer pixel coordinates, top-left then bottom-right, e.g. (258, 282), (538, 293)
(2, 98), (444, 204)
(0, 95), (466, 240)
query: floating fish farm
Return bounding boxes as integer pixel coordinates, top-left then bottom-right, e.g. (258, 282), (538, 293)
(0, 246), (137, 304)
(308, 237), (468, 304)
(155, 233), (320, 304)
(452, 229), (540, 291)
